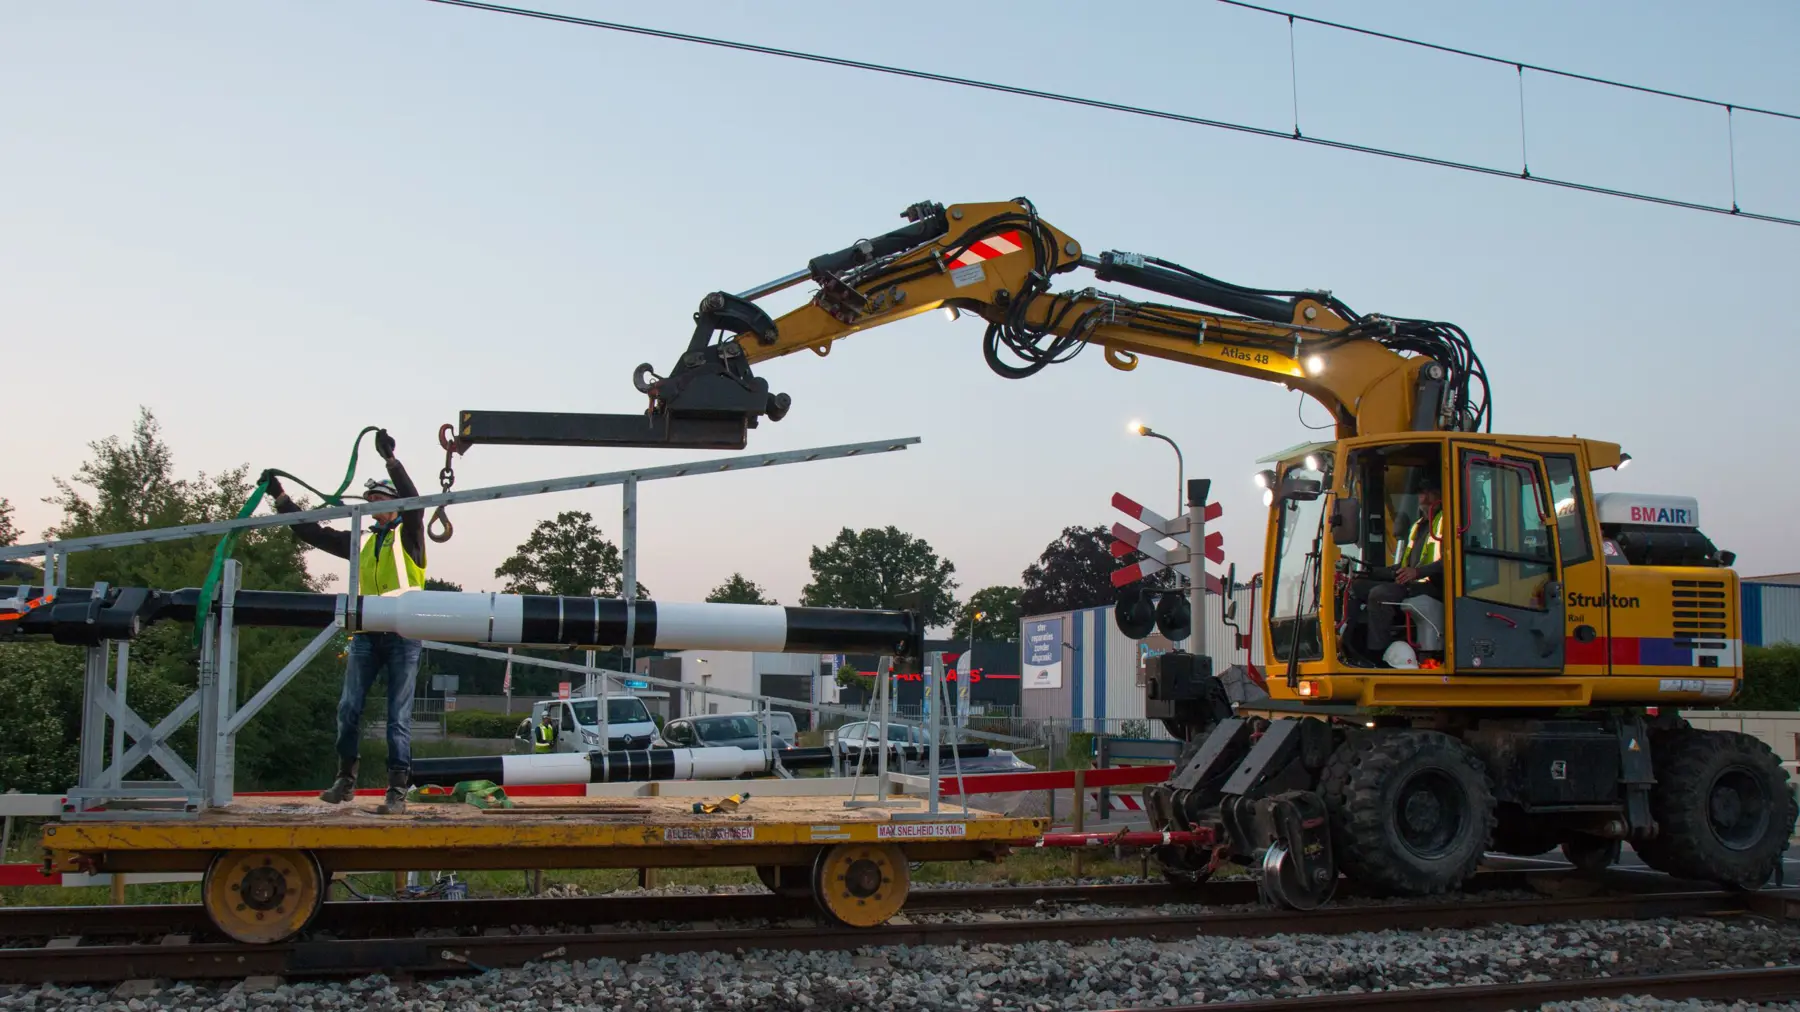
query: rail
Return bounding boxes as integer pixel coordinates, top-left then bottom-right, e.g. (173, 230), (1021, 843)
(0, 879), (1782, 985)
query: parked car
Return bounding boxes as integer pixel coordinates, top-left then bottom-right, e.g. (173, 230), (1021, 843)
(829, 721), (1033, 813)
(830, 722), (1035, 774)
(513, 695), (659, 753)
(662, 713), (792, 751)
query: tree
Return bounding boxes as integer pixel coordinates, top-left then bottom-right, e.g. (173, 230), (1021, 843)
(834, 660), (873, 695)
(493, 511), (649, 599)
(707, 572), (776, 605)
(424, 577), (464, 592)
(800, 526), (957, 628)
(0, 496), (19, 546)
(0, 497), (31, 582)
(1019, 525), (1176, 615)
(951, 586), (1022, 641)
(1, 408), (345, 793)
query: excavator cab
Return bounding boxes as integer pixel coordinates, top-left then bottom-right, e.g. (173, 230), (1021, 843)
(1259, 433), (1581, 697)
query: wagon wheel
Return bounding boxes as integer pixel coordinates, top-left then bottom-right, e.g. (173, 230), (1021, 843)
(811, 843), (909, 927)
(201, 849), (326, 944)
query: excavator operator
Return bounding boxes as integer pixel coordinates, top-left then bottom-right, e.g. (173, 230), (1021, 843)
(1350, 475), (1444, 667)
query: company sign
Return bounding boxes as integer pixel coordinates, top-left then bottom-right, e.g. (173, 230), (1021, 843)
(1024, 618), (1063, 690)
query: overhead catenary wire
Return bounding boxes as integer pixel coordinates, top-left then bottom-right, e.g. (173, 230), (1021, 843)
(1213, 0), (1800, 123)
(420, 0), (1800, 228)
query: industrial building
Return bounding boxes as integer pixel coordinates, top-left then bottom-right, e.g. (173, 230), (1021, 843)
(1743, 576), (1800, 648)
(835, 639), (1024, 713)
(641, 650), (828, 728)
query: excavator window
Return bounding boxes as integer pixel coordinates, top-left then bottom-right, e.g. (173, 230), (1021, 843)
(1460, 454), (1555, 611)
(1269, 455), (1330, 664)
(1543, 454), (1594, 567)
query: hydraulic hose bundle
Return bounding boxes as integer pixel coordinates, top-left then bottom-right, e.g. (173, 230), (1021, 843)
(194, 424), (465, 643)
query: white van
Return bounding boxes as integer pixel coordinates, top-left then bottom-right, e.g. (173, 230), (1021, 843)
(521, 696), (659, 753)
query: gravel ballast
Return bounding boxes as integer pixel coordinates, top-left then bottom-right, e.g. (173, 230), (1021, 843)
(2, 916), (1796, 1011)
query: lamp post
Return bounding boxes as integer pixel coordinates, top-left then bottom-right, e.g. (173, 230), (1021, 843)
(1129, 421), (1185, 521)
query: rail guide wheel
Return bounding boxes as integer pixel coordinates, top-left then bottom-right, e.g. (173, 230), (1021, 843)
(811, 842), (909, 927)
(202, 849), (326, 944)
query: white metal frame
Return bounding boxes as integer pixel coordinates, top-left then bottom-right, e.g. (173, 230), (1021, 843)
(10, 437), (918, 818)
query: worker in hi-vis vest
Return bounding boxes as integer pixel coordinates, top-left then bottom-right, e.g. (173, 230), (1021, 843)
(1349, 473), (1444, 667)
(268, 428), (426, 815)
(533, 714), (557, 753)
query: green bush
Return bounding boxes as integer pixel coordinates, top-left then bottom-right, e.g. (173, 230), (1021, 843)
(1065, 731), (1097, 770)
(446, 710), (525, 739)
(1734, 645), (1800, 711)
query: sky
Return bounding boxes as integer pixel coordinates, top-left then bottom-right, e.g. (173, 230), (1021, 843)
(3, 1), (1797, 611)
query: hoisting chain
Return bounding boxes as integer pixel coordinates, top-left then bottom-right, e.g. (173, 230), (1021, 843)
(429, 423), (466, 543)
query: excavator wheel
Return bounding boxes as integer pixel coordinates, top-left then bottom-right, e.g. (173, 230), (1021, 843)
(1325, 729), (1495, 896)
(1643, 729), (1795, 889)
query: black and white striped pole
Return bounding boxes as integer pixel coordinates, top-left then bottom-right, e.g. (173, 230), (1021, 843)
(412, 745), (772, 787)
(350, 591), (921, 656)
(7, 585), (923, 659)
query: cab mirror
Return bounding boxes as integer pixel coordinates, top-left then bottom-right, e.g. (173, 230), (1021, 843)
(1329, 497), (1361, 546)
(1279, 475), (1324, 502)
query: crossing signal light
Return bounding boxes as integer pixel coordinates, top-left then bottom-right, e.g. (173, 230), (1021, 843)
(1154, 590), (1191, 641)
(1115, 586), (1155, 639)
(1113, 586), (1192, 641)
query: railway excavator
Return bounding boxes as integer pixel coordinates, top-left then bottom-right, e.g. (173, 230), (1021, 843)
(452, 198), (1794, 908)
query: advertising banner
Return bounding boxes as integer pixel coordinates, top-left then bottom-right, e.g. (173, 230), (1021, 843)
(1024, 618), (1063, 689)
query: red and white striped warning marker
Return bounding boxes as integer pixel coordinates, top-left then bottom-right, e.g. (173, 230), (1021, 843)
(1088, 791), (1146, 813)
(950, 231), (1024, 268)
(1110, 492), (1224, 587)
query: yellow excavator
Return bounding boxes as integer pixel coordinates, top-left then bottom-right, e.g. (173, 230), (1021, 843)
(458, 198), (1792, 906)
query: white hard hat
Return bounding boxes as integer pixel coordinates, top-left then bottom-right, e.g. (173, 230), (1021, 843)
(1383, 641), (1420, 670)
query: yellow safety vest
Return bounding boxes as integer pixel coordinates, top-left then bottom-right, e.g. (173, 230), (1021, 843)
(358, 525), (425, 597)
(1396, 510), (1444, 567)
(533, 724), (556, 753)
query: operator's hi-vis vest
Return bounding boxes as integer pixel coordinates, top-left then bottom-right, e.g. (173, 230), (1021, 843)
(358, 524), (425, 597)
(533, 723), (555, 753)
(1395, 509), (1444, 567)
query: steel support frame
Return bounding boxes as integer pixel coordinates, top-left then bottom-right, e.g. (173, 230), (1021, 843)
(423, 641), (1033, 745)
(32, 438), (920, 818)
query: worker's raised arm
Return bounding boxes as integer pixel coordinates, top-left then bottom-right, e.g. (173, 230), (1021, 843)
(268, 477), (353, 560)
(382, 450), (426, 570)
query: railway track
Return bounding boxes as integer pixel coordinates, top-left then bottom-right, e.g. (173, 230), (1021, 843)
(1140, 964), (1800, 1011)
(0, 865), (1636, 944)
(1, 873), (1789, 985)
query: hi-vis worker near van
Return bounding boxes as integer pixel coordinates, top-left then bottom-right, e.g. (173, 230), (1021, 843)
(269, 427), (427, 815)
(516, 696), (661, 754)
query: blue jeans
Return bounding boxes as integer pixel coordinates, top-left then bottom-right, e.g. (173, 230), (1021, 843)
(335, 632), (422, 772)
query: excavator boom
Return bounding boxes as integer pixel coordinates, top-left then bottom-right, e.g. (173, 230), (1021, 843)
(635, 199), (1488, 443)
(452, 198), (1490, 451)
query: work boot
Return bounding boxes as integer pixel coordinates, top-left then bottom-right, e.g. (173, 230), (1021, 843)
(376, 770), (409, 815)
(319, 759), (358, 804)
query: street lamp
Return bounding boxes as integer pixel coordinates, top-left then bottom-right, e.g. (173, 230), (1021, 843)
(1129, 420), (1185, 520)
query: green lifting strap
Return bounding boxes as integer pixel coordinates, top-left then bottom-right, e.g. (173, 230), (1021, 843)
(192, 426), (379, 644)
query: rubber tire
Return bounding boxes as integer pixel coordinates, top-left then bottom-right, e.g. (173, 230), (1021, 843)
(1643, 729), (1796, 889)
(1325, 729), (1496, 896)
